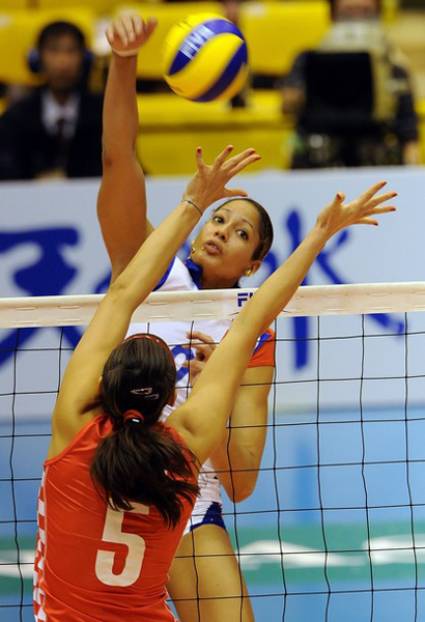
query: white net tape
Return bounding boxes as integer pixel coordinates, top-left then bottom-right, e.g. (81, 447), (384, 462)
(1, 281), (425, 328)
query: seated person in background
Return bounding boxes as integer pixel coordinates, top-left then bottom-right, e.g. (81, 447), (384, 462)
(281, 0), (419, 168)
(0, 21), (103, 180)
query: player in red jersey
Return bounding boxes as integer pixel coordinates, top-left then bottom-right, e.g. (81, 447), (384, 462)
(33, 153), (395, 621)
(33, 142), (262, 622)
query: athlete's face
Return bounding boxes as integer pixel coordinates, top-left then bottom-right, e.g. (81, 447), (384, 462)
(191, 200), (263, 289)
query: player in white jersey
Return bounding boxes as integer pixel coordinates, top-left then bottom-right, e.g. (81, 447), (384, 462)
(98, 15), (274, 622)
(130, 255), (275, 535)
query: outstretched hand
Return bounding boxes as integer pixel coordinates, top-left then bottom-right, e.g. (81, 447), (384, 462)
(316, 181), (397, 240)
(183, 145), (261, 214)
(106, 14), (157, 57)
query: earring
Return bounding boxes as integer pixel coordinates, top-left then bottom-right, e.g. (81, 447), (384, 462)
(245, 268), (252, 276)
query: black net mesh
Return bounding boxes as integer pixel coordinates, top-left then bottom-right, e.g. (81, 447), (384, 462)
(1, 307), (425, 622)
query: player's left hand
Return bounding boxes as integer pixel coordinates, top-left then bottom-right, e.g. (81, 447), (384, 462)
(182, 331), (217, 386)
(106, 14), (157, 57)
(183, 145), (261, 213)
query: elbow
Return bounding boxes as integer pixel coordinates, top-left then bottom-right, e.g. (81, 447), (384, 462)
(230, 488), (254, 504)
(108, 277), (128, 301)
(102, 141), (137, 169)
(225, 474), (258, 503)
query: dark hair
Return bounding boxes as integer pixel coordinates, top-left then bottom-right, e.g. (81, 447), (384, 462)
(37, 21), (86, 52)
(91, 334), (199, 527)
(216, 197), (274, 260)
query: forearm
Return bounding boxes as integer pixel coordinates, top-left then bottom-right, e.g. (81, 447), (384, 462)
(212, 371), (271, 501)
(191, 226), (326, 417)
(111, 201), (200, 309)
(235, 225), (326, 337)
(97, 52), (149, 280)
(212, 427), (265, 502)
(102, 54), (139, 162)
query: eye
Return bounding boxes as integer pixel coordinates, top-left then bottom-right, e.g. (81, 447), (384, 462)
(237, 229), (249, 241)
(212, 215), (224, 224)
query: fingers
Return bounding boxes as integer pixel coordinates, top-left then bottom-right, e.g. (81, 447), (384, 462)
(370, 205), (397, 215)
(358, 180), (387, 204)
(356, 217), (379, 226)
(182, 359), (205, 384)
(131, 14), (143, 37)
(367, 191), (397, 209)
(328, 191), (345, 207)
(224, 147), (256, 170)
(223, 188), (248, 199)
(145, 16), (158, 38)
(195, 146), (205, 170)
(107, 15), (156, 49)
(106, 25), (115, 46)
(115, 19), (130, 47)
(213, 145), (234, 169)
(122, 14), (136, 44)
(183, 331), (216, 362)
(186, 331), (216, 345)
(228, 152), (261, 176)
(223, 186), (248, 198)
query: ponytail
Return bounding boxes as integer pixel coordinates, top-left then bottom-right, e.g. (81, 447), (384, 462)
(90, 333), (199, 527)
(91, 420), (199, 527)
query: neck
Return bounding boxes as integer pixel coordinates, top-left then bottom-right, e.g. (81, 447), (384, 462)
(188, 255), (240, 289)
(200, 274), (239, 289)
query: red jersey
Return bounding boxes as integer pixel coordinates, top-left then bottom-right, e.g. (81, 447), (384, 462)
(33, 416), (196, 622)
(247, 328), (275, 368)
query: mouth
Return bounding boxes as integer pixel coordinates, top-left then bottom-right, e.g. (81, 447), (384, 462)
(202, 241), (222, 256)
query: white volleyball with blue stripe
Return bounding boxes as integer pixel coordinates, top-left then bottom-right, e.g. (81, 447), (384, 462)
(163, 13), (248, 102)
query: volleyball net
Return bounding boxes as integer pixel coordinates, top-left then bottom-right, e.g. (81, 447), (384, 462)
(2, 283), (425, 622)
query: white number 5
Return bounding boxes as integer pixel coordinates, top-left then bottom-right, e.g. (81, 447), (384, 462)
(95, 503), (149, 587)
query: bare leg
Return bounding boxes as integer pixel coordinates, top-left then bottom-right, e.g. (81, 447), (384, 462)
(168, 524), (254, 622)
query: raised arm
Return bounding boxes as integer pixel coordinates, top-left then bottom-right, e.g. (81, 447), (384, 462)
(97, 15), (156, 282)
(210, 364), (273, 502)
(181, 329), (274, 501)
(169, 182), (397, 464)
(50, 146), (260, 456)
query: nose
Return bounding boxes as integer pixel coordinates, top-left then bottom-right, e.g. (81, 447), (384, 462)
(213, 224), (229, 242)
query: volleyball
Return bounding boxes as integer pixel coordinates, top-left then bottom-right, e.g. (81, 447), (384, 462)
(163, 13), (248, 102)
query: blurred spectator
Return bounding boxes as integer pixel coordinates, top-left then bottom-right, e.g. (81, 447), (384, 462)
(281, 0), (419, 168)
(0, 21), (103, 181)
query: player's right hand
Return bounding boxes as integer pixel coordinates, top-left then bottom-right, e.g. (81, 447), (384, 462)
(315, 181), (397, 241)
(106, 14), (157, 57)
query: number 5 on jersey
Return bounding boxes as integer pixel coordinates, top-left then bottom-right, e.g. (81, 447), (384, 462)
(95, 503), (149, 587)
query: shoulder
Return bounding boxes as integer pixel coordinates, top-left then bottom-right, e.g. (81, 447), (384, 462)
(248, 328), (276, 368)
(154, 256), (197, 292)
(48, 413), (109, 463)
(0, 91), (41, 123)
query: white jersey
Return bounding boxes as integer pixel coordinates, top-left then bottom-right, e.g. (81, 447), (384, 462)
(129, 256), (274, 512)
